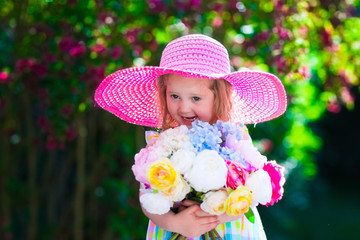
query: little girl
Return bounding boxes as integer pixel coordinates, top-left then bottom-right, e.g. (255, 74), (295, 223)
(95, 34), (287, 239)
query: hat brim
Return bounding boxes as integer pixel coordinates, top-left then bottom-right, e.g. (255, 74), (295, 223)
(94, 66), (287, 127)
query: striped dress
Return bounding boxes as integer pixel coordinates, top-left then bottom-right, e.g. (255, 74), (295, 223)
(145, 207), (267, 239)
(143, 125), (267, 239)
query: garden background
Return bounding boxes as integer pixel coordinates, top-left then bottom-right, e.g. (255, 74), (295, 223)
(1, 0), (360, 239)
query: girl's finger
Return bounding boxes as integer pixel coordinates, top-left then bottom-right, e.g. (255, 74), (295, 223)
(181, 199), (200, 207)
(198, 215), (219, 225)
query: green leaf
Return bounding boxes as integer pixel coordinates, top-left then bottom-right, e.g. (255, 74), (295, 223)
(227, 187), (234, 195)
(245, 208), (255, 223)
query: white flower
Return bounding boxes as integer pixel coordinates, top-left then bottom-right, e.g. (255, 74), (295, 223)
(185, 150), (227, 192)
(140, 192), (172, 215)
(200, 189), (228, 215)
(229, 139), (267, 169)
(156, 125), (193, 152)
(170, 149), (196, 174)
(245, 169), (272, 206)
(151, 143), (172, 158)
(162, 176), (191, 202)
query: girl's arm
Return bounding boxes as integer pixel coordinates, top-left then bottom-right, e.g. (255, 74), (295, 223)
(140, 192), (220, 238)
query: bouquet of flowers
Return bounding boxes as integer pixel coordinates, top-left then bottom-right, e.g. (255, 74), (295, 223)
(132, 120), (285, 239)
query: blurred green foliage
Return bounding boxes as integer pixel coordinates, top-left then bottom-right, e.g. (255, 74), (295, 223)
(0, 0), (359, 239)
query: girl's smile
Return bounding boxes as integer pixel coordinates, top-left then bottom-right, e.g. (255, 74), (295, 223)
(165, 74), (215, 128)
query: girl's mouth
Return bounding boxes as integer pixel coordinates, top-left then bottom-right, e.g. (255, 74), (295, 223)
(182, 116), (197, 122)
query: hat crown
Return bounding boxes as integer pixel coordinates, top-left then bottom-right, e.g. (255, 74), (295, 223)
(160, 34), (231, 75)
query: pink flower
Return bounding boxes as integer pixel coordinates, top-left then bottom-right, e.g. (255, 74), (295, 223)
(263, 160), (285, 206)
(188, 0), (200, 7)
(225, 160), (249, 190)
(70, 44), (86, 57)
(327, 98), (341, 113)
(212, 17), (223, 27)
(42, 53), (56, 63)
(98, 11), (113, 23)
(149, 40), (159, 52)
(275, 26), (290, 39)
(133, 45), (143, 57)
(91, 43), (106, 54)
(257, 31), (270, 42)
(37, 115), (51, 133)
(124, 28), (141, 44)
(89, 64), (106, 80)
(227, 139), (267, 170)
(298, 25), (308, 38)
(299, 65), (311, 79)
(111, 46), (123, 60)
(66, 125), (77, 141)
(275, 55), (287, 73)
(147, 0), (166, 12)
(341, 87), (354, 106)
(212, 2), (224, 12)
(58, 36), (76, 52)
(321, 28), (332, 47)
(60, 104), (74, 118)
(0, 70), (9, 83)
(132, 146), (160, 185)
(46, 135), (57, 150)
(32, 64), (47, 78)
(16, 58), (36, 72)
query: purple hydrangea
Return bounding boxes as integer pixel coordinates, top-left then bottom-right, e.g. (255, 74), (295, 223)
(218, 146), (250, 169)
(214, 120), (244, 143)
(188, 120), (222, 152)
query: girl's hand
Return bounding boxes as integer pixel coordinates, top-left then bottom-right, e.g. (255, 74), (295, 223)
(180, 200), (212, 217)
(172, 204), (219, 238)
(180, 199), (242, 223)
(178, 199), (200, 212)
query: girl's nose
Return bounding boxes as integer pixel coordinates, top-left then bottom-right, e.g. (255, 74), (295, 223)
(179, 100), (190, 113)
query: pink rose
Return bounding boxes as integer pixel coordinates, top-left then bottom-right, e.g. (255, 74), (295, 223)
(225, 160), (249, 190)
(263, 161), (286, 206)
(132, 146), (159, 185)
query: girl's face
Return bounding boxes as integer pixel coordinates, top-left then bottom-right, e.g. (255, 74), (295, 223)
(165, 74), (215, 127)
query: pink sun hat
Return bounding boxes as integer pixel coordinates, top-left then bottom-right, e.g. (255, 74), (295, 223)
(94, 34), (287, 127)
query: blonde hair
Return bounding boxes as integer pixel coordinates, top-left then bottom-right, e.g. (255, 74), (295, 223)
(156, 75), (233, 130)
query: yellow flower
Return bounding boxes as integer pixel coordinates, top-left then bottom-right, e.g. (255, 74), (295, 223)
(161, 176), (190, 201)
(225, 186), (252, 216)
(147, 158), (178, 190)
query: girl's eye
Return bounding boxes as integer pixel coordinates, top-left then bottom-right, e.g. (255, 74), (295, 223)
(192, 96), (200, 101)
(170, 94), (179, 99)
